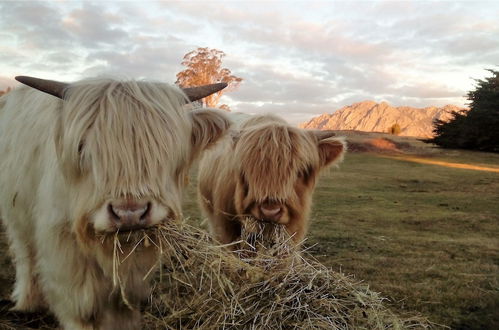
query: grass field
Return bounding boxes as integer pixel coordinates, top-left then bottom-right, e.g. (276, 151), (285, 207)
(1, 137), (498, 329)
(180, 146), (499, 329)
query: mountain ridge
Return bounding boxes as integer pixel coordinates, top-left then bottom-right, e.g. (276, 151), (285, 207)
(300, 101), (467, 138)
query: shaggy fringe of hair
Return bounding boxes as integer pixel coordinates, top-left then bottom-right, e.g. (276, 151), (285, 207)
(234, 115), (321, 202)
(0, 218), (433, 329)
(60, 78), (192, 198)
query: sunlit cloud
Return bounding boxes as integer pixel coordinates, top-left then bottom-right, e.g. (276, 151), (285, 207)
(0, 0), (497, 124)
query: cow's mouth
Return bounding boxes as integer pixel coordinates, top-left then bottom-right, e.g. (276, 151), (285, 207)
(245, 202), (290, 225)
(240, 217), (286, 246)
(92, 212), (176, 250)
(114, 224), (156, 233)
(95, 224), (163, 249)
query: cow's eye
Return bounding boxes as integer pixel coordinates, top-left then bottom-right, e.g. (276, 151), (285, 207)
(240, 174), (249, 196)
(78, 142), (84, 155)
(298, 165), (314, 183)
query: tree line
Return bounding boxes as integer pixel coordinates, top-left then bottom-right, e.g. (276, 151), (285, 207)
(425, 69), (498, 153)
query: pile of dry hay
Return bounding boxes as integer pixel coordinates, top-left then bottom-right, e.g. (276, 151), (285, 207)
(0, 218), (431, 329)
(126, 218), (431, 329)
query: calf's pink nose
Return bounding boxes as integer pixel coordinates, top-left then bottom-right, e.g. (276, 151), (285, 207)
(109, 201), (150, 230)
(260, 204), (282, 221)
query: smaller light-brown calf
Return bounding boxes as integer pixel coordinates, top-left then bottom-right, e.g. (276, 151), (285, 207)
(198, 114), (346, 246)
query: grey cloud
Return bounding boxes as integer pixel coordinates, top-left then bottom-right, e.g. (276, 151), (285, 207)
(208, 0), (496, 80)
(365, 3), (499, 66)
(63, 3), (129, 48)
(394, 83), (465, 99)
(234, 101), (334, 117)
(0, 2), (131, 78)
(29, 51), (82, 72)
(0, 2), (72, 50)
(438, 34), (499, 64)
(84, 39), (190, 81)
(381, 95), (468, 109)
(226, 61), (339, 105)
(0, 47), (29, 68)
(164, 2), (284, 28)
(328, 64), (399, 96)
(0, 0), (495, 126)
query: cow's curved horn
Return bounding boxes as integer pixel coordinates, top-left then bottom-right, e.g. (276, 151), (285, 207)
(182, 83), (228, 102)
(15, 76), (68, 99)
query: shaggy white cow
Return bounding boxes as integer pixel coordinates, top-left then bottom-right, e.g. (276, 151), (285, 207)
(198, 114), (346, 247)
(0, 76), (230, 329)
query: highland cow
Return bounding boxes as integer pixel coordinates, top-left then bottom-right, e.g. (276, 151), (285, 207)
(0, 76), (230, 329)
(198, 114), (346, 247)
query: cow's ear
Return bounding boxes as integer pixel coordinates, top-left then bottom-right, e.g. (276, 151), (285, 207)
(313, 132), (346, 167)
(190, 108), (231, 155)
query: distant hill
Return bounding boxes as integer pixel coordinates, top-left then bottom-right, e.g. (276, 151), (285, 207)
(300, 101), (467, 138)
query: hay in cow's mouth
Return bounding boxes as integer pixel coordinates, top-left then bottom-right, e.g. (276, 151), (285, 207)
(236, 216), (295, 262)
(96, 226), (160, 255)
(108, 218), (432, 329)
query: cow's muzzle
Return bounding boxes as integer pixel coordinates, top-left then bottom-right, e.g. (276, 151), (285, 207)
(252, 201), (287, 224)
(108, 200), (151, 231)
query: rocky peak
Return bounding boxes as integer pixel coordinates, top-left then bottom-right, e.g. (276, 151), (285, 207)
(300, 101), (467, 138)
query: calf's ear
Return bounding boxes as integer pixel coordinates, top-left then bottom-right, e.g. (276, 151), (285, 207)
(312, 131), (346, 167)
(190, 108), (231, 156)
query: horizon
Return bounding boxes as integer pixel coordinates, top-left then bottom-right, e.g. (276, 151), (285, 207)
(1, 0), (497, 125)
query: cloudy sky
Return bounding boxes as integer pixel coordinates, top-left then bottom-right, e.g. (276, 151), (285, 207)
(1, 0), (498, 124)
